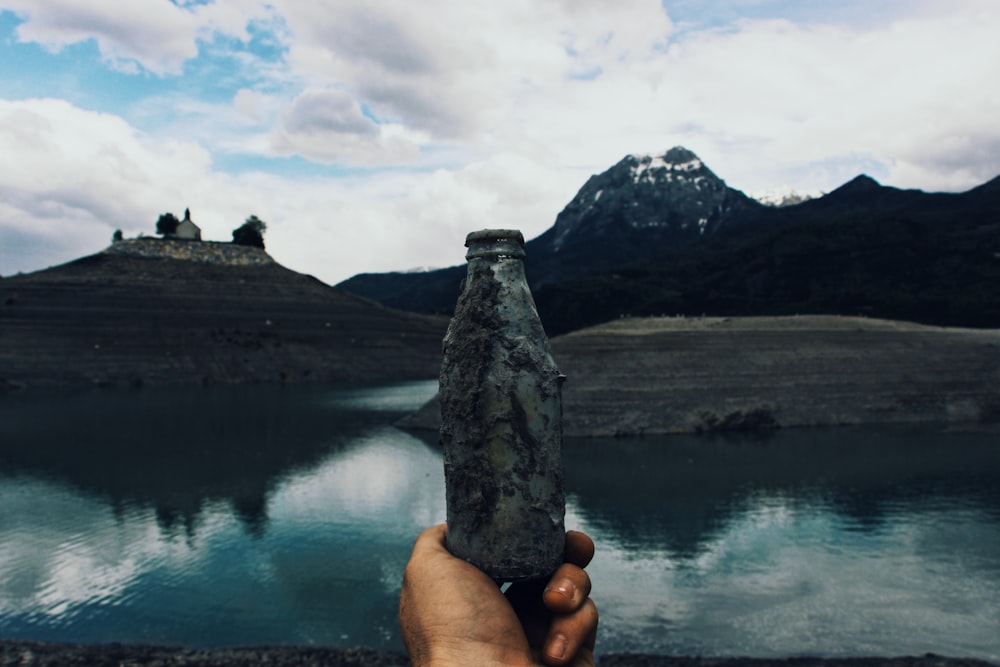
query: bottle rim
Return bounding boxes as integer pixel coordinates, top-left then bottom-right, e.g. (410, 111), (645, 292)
(465, 229), (525, 247)
(465, 229), (525, 260)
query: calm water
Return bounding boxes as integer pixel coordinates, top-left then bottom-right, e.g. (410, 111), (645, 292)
(1, 381), (998, 659)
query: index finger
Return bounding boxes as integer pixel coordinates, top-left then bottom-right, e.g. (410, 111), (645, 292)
(564, 530), (595, 569)
(410, 523), (449, 558)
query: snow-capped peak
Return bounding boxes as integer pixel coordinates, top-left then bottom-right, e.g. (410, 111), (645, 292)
(750, 186), (821, 208)
(629, 147), (704, 183)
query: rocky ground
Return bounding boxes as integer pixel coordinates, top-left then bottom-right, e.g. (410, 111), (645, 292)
(1, 642), (995, 667)
(401, 315), (1000, 436)
(598, 657), (999, 667)
(0, 641), (407, 666)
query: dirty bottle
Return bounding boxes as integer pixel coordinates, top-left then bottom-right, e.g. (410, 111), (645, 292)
(439, 228), (566, 582)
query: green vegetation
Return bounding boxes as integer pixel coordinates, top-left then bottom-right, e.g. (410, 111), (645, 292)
(156, 212), (180, 236)
(232, 215), (267, 249)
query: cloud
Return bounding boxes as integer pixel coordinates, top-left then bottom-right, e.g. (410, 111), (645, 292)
(256, 151), (584, 281)
(233, 88), (269, 125)
(0, 97), (576, 283)
(3, 1), (1000, 285)
(273, 0), (673, 140)
(628, 3), (1000, 192)
(3, 0), (200, 74)
(2, 0), (270, 75)
(270, 87), (422, 165)
(261, 0), (1000, 191)
(0, 98), (232, 273)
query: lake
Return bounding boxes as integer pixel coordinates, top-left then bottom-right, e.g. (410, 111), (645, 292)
(1, 381), (998, 660)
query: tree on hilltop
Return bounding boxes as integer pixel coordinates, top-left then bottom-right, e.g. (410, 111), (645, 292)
(232, 215), (267, 249)
(156, 212), (180, 236)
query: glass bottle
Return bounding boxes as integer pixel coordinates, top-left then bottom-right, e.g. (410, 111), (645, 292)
(439, 229), (566, 582)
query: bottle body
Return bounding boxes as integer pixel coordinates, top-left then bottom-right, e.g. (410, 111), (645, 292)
(440, 229), (566, 582)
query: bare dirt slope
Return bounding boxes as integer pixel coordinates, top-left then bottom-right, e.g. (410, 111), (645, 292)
(0, 252), (448, 390)
(401, 315), (1000, 436)
(555, 315), (1000, 436)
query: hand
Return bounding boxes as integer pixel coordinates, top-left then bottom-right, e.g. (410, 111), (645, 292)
(399, 524), (598, 667)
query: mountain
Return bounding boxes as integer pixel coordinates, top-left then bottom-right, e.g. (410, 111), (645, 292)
(0, 241), (448, 390)
(340, 146), (762, 312)
(526, 146), (763, 284)
(751, 186), (819, 207)
(338, 149), (1000, 335)
(534, 174), (1000, 334)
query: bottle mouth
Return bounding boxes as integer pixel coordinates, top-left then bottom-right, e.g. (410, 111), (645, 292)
(465, 229), (525, 260)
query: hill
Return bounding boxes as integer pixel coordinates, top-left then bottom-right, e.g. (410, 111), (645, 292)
(0, 241), (448, 390)
(338, 149), (1000, 335)
(400, 315), (1000, 437)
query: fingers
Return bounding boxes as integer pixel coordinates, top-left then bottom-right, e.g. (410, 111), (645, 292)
(410, 523), (448, 557)
(541, 598), (599, 666)
(402, 524), (451, 586)
(564, 530), (595, 568)
(542, 563), (592, 614)
(540, 532), (598, 666)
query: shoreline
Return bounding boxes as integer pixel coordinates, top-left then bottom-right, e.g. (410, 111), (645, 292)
(399, 314), (1000, 436)
(2, 640), (997, 667)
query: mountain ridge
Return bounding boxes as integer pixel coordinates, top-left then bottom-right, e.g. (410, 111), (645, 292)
(338, 148), (1000, 334)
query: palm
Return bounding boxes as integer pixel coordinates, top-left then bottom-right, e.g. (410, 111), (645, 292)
(400, 525), (597, 667)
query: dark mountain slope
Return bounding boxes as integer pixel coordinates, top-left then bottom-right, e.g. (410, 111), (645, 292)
(341, 265), (467, 319)
(533, 183), (1000, 334)
(0, 251), (448, 389)
(339, 148), (1000, 335)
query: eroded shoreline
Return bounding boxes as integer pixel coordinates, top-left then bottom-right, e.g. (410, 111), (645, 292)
(400, 315), (1000, 436)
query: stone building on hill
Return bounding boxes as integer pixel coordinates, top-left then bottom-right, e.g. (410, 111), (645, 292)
(175, 208), (201, 241)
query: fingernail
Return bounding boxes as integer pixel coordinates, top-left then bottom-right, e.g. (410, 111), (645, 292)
(547, 633), (568, 660)
(545, 578), (574, 601)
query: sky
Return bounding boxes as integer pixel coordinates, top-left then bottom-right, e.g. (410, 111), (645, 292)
(1, 0), (999, 284)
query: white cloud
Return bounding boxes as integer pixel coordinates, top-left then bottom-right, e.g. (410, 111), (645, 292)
(0, 98), (206, 219)
(260, 0), (1000, 193)
(2, 0), (272, 75)
(0, 98), (240, 272)
(256, 151), (582, 281)
(0, 98), (575, 282)
(270, 87), (423, 165)
(3, 1), (1000, 284)
(646, 4), (1000, 192)
(4, 0), (200, 74)
(273, 0), (673, 141)
(233, 88), (269, 125)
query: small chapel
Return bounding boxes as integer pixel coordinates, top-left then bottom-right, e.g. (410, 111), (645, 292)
(175, 208), (202, 241)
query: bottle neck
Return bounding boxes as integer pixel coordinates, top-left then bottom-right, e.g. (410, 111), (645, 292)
(464, 229), (525, 261)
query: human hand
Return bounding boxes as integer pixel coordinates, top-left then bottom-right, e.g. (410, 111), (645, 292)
(399, 524), (598, 667)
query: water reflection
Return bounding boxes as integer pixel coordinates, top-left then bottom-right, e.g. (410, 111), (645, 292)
(1, 385), (999, 660)
(563, 427), (1000, 556)
(0, 381), (446, 647)
(564, 427), (1000, 658)
(0, 382), (437, 537)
